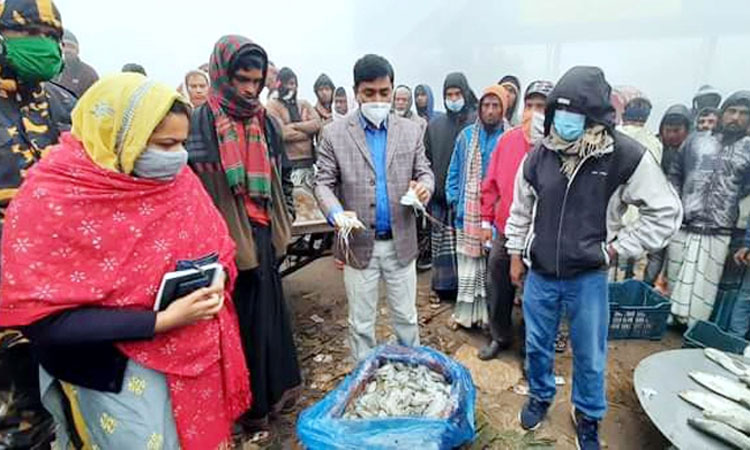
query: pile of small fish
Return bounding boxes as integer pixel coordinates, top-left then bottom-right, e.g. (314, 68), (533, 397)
(343, 362), (452, 419)
(680, 348), (750, 449)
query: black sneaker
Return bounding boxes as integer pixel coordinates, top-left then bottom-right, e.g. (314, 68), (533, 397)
(518, 398), (551, 430)
(571, 408), (601, 450)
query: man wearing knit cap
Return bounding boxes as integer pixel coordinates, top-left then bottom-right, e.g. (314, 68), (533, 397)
(0, 1), (76, 445)
(446, 85), (507, 329)
(55, 28), (98, 97)
(479, 80), (553, 359)
(499, 74), (521, 125)
(692, 84), (722, 118)
(666, 91), (750, 326)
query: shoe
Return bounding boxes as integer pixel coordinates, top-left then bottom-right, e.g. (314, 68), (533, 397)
(478, 340), (502, 360)
(571, 408), (601, 450)
(555, 331), (568, 353)
(518, 398), (551, 431)
(478, 336), (512, 360)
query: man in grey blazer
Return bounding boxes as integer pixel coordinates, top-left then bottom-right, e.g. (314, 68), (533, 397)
(314, 54), (435, 361)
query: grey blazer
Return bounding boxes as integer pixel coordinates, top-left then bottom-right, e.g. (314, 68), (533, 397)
(314, 112), (434, 269)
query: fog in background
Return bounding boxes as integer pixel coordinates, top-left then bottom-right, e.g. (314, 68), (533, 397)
(58, 0), (750, 128)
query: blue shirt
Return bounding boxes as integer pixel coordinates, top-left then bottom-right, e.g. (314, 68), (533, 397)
(360, 113), (391, 233)
(445, 124), (504, 229)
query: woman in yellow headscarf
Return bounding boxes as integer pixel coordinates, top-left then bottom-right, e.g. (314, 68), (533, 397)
(0, 73), (250, 450)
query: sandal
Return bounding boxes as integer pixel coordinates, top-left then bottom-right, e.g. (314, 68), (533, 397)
(555, 331), (568, 353)
(275, 396), (298, 416)
(429, 292), (442, 310)
(235, 414), (272, 446)
(246, 429), (272, 446)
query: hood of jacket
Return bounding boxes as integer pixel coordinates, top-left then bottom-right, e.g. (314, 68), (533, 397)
(544, 66), (615, 135)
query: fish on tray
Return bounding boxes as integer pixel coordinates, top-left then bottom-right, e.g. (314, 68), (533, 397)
(679, 390), (743, 413)
(689, 371), (750, 408)
(705, 348), (750, 377)
(705, 408), (750, 435)
(688, 417), (750, 450)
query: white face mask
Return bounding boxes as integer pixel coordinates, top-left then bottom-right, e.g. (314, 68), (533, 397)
(530, 111), (546, 144)
(360, 102), (390, 128)
(132, 145), (189, 180)
(446, 97), (465, 113)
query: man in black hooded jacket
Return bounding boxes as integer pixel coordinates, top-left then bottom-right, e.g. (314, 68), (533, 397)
(666, 91), (750, 326)
(505, 66), (682, 449)
(425, 73), (477, 302)
(644, 104), (692, 285)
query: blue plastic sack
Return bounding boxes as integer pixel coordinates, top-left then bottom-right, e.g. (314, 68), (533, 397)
(297, 345), (476, 449)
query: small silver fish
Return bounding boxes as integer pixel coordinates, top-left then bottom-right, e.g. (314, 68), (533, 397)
(343, 362), (452, 419)
(704, 408), (750, 435)
(680, 390), (743, 412)
(688, 417), (750, 450)
(705, 348), (750, 377)
(689, 372), (750, 408)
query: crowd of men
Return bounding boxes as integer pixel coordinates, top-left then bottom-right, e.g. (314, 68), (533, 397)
(0, 0), (749, 448)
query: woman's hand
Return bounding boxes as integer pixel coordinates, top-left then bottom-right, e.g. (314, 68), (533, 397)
(155, 274), (226, 333)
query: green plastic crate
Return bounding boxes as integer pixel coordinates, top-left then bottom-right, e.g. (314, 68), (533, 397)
(683, 320), (750, 355)
(608, 280), (671, 340)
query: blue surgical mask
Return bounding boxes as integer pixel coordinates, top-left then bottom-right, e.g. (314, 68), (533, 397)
(553, 109), (586, 141)
(445, 97), (465, 113)
(132, 145), (188, 180)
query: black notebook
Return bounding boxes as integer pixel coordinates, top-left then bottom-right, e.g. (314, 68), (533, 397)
(153, 262), (222, 312)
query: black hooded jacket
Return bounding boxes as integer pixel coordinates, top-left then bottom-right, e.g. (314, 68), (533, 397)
(668, 91), (750, 231)
(543, 66), (615, 133)
(425, 72), (477, 205)
(506, 66), (682, 278)
(658, 104), (691, 173)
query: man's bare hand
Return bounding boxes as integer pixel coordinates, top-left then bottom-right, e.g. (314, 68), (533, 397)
(481, 228), (493, 246)
(735, 248), (750, 266)
(409, 181), (430, 204)
(510, 254), (526, 288)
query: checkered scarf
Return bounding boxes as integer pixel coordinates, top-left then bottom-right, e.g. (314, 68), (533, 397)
(207, 35), (272, 213)
(459, 122), (484, 258)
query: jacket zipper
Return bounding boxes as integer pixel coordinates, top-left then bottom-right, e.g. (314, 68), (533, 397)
(555, 153), (596, 278)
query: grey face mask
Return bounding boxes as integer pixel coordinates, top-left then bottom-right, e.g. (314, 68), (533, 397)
(132, 145), (188, 180)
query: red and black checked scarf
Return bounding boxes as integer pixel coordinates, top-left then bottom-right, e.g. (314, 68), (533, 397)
(207, 35), (273, 224)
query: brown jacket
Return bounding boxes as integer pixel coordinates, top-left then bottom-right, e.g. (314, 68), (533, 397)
(267, 98), (321, 164)
(187, 105), (294, 271)
(314, 112), (435, 269)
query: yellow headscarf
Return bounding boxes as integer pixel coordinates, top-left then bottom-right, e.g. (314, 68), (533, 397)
(71, 73), (187, 174)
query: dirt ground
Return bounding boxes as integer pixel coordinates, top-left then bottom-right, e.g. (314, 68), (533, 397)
(240, 256), (680, 450)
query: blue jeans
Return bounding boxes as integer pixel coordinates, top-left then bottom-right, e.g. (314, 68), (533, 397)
(729, 277), (750, 338)
(523, 269), (609, 419)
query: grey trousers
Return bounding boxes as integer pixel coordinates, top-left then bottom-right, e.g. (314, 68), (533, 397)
(344, 240), (419, 361)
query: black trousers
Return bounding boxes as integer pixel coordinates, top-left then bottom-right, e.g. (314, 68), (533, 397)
(487, 235), (516, 341)
(233, 226), (301, 421)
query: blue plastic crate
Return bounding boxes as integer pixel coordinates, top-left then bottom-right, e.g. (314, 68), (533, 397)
(683, 320), (750, 355)
(608, 280), (671, 340)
